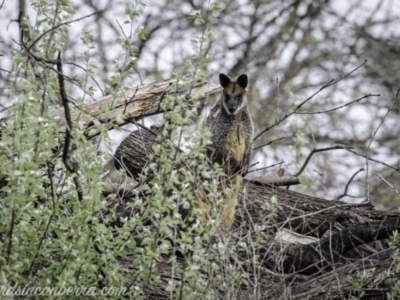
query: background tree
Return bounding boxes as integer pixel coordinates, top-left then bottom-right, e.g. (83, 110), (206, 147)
(1, 0), (400, 299)
(2, 0), (399, 206)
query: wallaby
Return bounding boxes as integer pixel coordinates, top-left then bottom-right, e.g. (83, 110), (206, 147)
(208, 73), (254, 176)
(206, 73), (254, 231)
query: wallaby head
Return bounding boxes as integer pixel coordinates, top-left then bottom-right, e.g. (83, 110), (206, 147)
(219, 73), (248, 115)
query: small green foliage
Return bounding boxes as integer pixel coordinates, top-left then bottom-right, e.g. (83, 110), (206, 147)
(298, 174), (310, 187)
(385, 231), (400, 299)
(352, 278), (360, 288)
(210, 2), (221, 11)
(261, 195), (279, 219)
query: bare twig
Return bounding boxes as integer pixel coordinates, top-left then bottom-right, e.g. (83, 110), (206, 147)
(246, 161), (284, 174)
(346, 148), (400, 173)
(274, 77), (280, 122)
(366, 88), (400, 202)
(28, 161), (57, 275)
(375, 173), (400, 196)
(253, 60), (368, 141)
(127, 119), (158, 137)
(368, 89), (399, 149)
(27, 11), (103, 51)
(293, 145), (400, 187)
(247, 161), (259, 169)
(62, 61), (104, 95)
(253, 136), (286, 150)
(56, 52), (83, 202)
(335, 168), (365, 201)
(295, 146), (352, 177)
(0, 67), (11, 74)
(295, 94), (380, 115)
(122, 85), (139, 115)
(115, 19), (144, 86)
(6, 207), (15, 261)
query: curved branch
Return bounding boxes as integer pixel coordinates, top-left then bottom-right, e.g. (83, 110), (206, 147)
(295, 146), (351, 177)
(335, 168), (365, 201)
(295, 94), (380, 115)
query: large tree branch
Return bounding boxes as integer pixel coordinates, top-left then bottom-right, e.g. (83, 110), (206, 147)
(78, 75), (221, 139)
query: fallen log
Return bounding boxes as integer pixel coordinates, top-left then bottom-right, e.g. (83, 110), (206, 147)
(110, 122), (400, 298)
(0, 74), (221, 139)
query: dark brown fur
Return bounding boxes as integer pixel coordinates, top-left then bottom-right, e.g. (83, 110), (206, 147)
(207, 74), (254, 230)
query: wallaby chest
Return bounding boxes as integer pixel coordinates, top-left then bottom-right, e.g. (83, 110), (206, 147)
(226, 122), (247, 164)
(219, 111), (251, 164)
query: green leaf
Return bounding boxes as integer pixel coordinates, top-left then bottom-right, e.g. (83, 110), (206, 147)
(298, 174), (310, 186)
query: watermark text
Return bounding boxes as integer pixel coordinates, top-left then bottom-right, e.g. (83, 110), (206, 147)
(0, 284), (129, 297)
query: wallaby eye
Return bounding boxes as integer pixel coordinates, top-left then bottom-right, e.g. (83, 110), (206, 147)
(236, 95), (242, 103)
(225, 94), (231, 101)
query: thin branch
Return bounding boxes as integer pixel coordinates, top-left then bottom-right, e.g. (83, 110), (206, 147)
(366, 88), (399, 202)
(19, 32), (97, 98)
(247, 161), (259, 169)
(57, 54), (74, 173)
(295, 146), (352, 177)
(20, 35), (57, 65)
(369, 88), (399, 148)
(295, 145), (400, 181)
(6, 207), (15, 261)
(0, 67), (11, 74)
(62, 61), (105, 95)
(27, 11), (103, 51)
(122, 85), (139, 115)
(335, 168), (365, 201)
(28, 161), (57, 275)
(56, 52), (83, 202)
(127, 119), (158, 137)
(115, 19), (144, 85)
(246, 161), (284, 174)
(346, 148), (400, 173)
(295, 94), (380, 115)
(253, 136), (286, 150)
(375, 173), (400, 196)
(254, 60), (368, 141)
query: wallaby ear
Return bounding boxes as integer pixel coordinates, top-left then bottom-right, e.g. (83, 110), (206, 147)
(236, 74), (248, 89)
(219, 73), (231, 88)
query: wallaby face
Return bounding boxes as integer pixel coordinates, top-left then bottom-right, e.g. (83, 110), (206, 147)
(219, 73), (248, 115)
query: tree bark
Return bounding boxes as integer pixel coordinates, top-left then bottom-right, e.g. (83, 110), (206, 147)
(79, 74), (221, 138)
